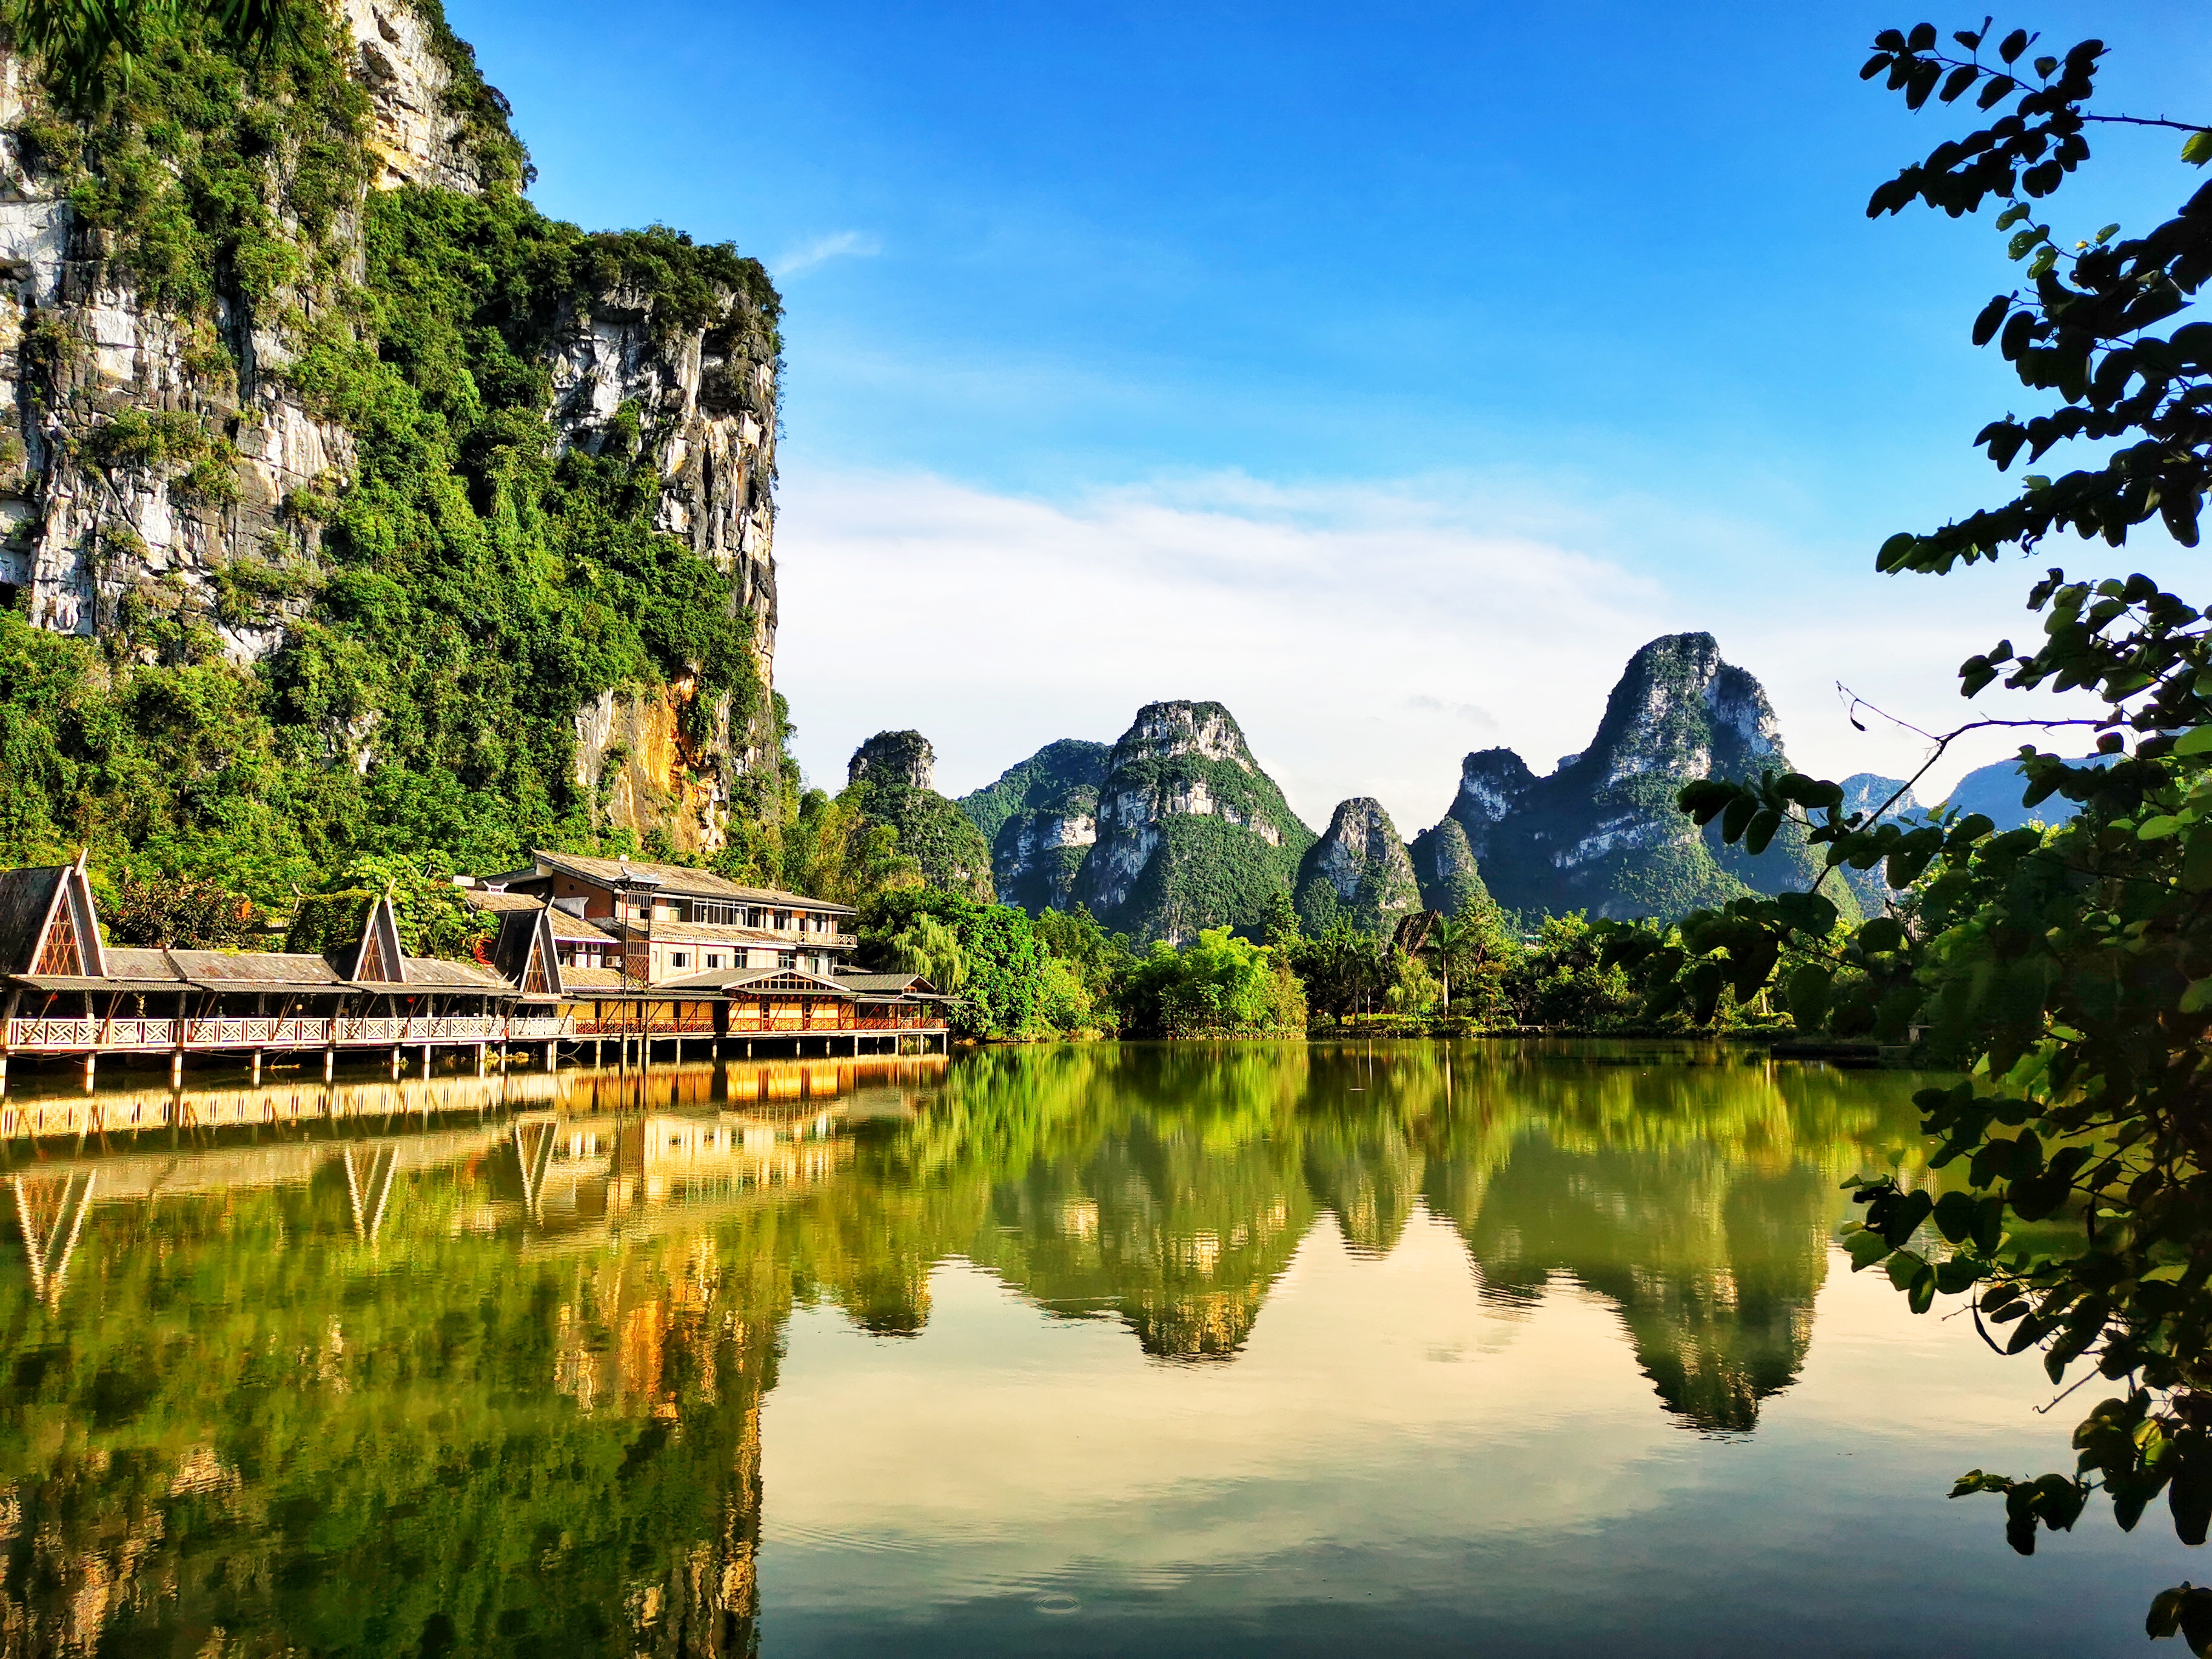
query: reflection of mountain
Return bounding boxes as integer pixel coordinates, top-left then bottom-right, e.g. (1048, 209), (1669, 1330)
(0, 1043), (1926, 1649)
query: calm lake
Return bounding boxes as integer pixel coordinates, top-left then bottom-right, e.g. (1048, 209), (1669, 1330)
(0, 1041), (2191, 1656)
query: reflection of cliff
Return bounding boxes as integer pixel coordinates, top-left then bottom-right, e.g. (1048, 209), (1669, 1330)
(0, 1041), (1932, 1652)
(925, 1043), (1920, 1418)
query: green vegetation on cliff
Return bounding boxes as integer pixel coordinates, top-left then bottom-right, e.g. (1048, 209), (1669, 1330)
(0, 1), (780, 909)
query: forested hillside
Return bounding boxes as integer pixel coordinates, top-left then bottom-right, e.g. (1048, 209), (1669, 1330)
(0, 0), (790, 911)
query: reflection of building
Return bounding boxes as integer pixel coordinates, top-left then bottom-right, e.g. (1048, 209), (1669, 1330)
(0, 1052), (947, 1658)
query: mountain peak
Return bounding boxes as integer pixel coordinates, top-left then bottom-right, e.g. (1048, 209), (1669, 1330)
(849, 730), (936, 792)
(1295, 798), (1420, 936)
(1113, 701), (1255, 771)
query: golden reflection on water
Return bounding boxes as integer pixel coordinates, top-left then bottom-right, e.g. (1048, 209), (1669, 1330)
(0, 1042), (1995, 1654)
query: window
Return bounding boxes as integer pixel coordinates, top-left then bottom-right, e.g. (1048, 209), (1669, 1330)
(694, 900), (739, 925)
(707, 954), (722, 968)
(671, 951), (690, 969)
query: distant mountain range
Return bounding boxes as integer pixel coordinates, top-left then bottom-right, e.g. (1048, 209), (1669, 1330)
(824, 632), (2100, 943)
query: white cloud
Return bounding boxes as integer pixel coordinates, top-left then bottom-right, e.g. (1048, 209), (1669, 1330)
(771, 464), (2119, 834)
(772, 230), (883, 279)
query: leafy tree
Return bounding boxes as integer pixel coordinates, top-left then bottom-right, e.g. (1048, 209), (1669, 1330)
(11, 0), (287, 102)
(1118, 927), (1304, 1038)
(1511, 913), (1639, 1030)
(1289, 923), (1389, 1025)
(102, 868), (257, 948)
(1419, 896), (1523, 1024)
(1031, 904), (1134, 1008)
(1595, 23), (2212, 1642)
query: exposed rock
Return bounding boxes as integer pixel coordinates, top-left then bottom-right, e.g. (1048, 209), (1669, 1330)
(1070, 700), (1312, 942)
(848, 729), (935, 792)
(0, 4), (782, 846)
(1840, 772), (1923, 822)
(956, 739), (1113, 914)
(1294, 797), (1421, 937)
(341, 0), (482, 193)
(1407, 816), (1490, 918)
(1445, 748), (1537, 859)
(842, 730), (991, 900)
(1418, 633), (1840, 923)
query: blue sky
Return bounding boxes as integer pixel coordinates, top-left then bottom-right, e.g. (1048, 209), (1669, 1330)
(451, 0), (2210, 828)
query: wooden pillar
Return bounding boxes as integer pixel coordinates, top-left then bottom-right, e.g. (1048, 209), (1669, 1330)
(82, 1050), (96, 1091)
(323, 1048), (335, 1082)
(475, 1044), (486, 1077)
(419, 1044), (432, 1079)
(0, 1052), (8, 1098)
(543, 1041), (555, 1071)
(389, 1047), (402, 1078)
(171, 1050), (184, 1088)
(250, 1050), (263, 1086)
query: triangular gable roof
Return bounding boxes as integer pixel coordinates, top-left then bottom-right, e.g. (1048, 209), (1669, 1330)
(0, 852), (106, 980)
(492, 905), (565, 1000)
(346, 893), (407, 984)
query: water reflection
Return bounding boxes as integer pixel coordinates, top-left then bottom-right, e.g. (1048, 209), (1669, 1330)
(0, 1043), (1931, 1654)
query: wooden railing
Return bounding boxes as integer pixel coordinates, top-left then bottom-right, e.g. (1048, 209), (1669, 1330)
(4, 1009), (939, 1053)
(5, 1014), (580, 1053)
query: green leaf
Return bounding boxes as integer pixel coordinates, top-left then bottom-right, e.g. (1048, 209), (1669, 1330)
(2184, 129), (2212, 166)
(1843, 1226), (1893, 1271)
(2182, 979), (2212, 1014)
(2173, 725), (2212, 756)
(2140, 815), (2184, 840)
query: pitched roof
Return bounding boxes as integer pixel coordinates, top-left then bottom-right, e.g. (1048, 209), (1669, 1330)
(0, 856), (104, 980)
(491, 907), (565, 1000)
(0, 865), (65, 976)
(834, 971), (938, 994)
(620, 920), (816, 947)
(527, 850), (856, 914)
(169, 949), (349, 988)
(660, 966), (857, 998)
(466, 890), (617, 941)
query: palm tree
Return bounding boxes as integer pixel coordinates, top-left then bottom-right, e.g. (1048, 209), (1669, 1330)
(1422, 913), (1468, 1015)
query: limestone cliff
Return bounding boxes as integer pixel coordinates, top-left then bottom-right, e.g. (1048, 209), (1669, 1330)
(1421, 634), (1842, 923)
(956, 739), (1111, 915)
(1293, 797), (1421, 937)
(0, 0), (782, 882)
(1406, 816), (1490, 918)
(842, 729), (993, 901)
(1072, 701), (1313, 942)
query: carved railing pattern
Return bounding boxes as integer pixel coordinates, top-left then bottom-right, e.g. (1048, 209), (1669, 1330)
(2, 1009), (933, 1052)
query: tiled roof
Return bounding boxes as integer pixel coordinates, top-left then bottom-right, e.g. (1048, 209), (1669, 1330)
(465, 890), (616, 940)
(0, 865), (65, 976)
(559, 966), (625, 990)
(659, 966), (856, 997)
(527, 850), (856, 914)
(833, 971), (937, 994)
(626, 920), (825, 947)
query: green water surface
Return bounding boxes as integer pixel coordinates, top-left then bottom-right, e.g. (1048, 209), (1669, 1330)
(0, 1041), (2191, 1655)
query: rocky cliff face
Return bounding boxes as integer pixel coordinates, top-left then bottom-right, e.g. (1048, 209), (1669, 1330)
(1421, 634), (1837, 922)
(842, 729), (993, 901)
(1293, 797), (1420, 937)
(0, 0), (780, 869)
(848, 729), (935, 792)
(956, 739), (1111, 916)
(1071, 701), (1313, 941)
(1406, 816), (1490, 918)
